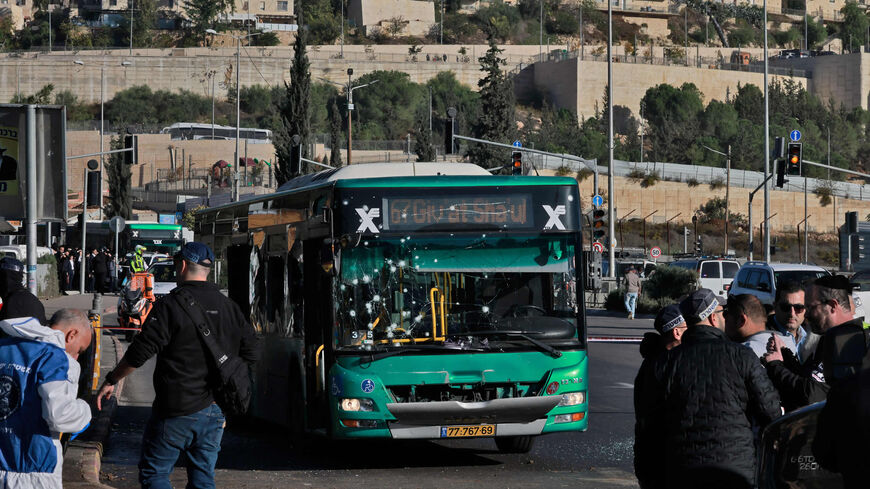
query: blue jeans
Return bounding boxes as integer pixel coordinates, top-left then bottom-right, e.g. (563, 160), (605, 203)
(624, 292), (638, 316)
(139, 403), (226, 489)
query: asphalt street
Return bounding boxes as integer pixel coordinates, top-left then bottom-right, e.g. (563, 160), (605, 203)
(97, 309), (649, 488)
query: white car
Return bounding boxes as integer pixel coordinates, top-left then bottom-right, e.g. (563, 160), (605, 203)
(148, 261), (177, 297)
(669, 258), (741, 297)
(728, 262), (830, 305)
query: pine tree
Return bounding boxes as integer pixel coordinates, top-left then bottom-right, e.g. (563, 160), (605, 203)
(414, 113), (436, 162)
(329, 101), (344, 167)
(274, 28), (311, 184)
(467, 38), (515, 168)
(104, 136), (132, 220)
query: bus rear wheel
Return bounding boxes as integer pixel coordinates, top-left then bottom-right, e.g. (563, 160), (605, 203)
(495, 435), (535, 454)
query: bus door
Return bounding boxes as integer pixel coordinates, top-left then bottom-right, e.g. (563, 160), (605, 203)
(226, 244), (252, 318)
(302, 238), (334, 431)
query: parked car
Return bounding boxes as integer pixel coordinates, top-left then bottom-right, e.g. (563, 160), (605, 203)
(148, 261), (177, 298)
(669, 257), (741, 297)
(757, 401), (841, 489)
(728, 262), (830, 305)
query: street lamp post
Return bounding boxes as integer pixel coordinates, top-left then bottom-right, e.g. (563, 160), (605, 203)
(206, 29), (264, 201)
(701, 144), (732, 255)
(344, 68), (379, 166)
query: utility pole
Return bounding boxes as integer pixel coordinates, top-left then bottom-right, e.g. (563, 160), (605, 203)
(666, 213), (682, 256)
(763, 0), (771, 262)
(685, 5), (689, 66)
(540, 0), (544, 62)
(607, 0), (615, 277)
(129, 0), (134, 55)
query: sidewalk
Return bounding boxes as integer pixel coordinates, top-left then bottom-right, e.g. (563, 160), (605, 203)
(42, 294), (123, 489)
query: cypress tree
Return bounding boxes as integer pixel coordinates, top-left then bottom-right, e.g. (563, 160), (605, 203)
(274, 26), (311, 184)
(414, 113), (436, 162)
(467, 38), (515, 168)
(104, 135), (132, 220)
(329, 100), (343, 167)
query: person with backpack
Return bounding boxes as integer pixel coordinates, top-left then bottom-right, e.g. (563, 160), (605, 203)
(96, 242), (261, 489)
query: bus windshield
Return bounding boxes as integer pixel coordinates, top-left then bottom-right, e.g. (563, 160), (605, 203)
(335, 234), (579, 350)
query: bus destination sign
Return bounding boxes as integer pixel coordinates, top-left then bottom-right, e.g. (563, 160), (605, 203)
(384, 195), (532, 230)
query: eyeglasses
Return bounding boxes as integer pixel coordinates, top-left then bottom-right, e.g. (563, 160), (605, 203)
(778, 302), (806, 313)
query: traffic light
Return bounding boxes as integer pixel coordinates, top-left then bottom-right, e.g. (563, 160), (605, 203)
(592, 209), (606, 241)
(510, 151), (522, 175)
(787, 142), (802, 175)
(695, 236), (703, 254)
(775, 159), (786, 188)
(123, 134), (136, 165)
(86, 169), (101, 207)
(289, 134), (302, 175)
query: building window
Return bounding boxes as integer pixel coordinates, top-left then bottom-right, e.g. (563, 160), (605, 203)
(259, 1), (265, 9)
(277, 0), (287, 10)
(109, 0), (117, 5)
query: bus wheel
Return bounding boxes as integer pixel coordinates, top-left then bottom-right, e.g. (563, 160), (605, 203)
(494, 435), (535, 454)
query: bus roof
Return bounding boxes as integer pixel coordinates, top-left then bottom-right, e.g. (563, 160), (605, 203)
(198, 163), (578, 217)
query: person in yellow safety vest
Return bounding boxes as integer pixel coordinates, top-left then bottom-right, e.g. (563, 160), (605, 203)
(131, 245), (146, 273)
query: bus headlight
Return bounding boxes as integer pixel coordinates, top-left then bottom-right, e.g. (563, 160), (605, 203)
(558, 391), (586, 406)
(339, 398), (374, 412)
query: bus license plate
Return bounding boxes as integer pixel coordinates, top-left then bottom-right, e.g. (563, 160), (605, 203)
(440, 425), (496, 438)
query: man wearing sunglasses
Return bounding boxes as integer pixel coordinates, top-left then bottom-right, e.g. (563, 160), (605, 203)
(767, 281), (816, 363)
(763, 275), (868, 412)
(725, 294), (796, 358)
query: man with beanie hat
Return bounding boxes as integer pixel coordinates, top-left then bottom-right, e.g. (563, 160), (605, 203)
(637, 289), (781, 489)
(0, 257), (46, 324)
(634, 304), (686, 488)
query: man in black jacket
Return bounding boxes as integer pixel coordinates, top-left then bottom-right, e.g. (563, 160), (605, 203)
(639, 289), (781, 489)
(0, 257), (47, 324)
(762, 275), (867, 412)
(96, 242), (261, 489)
(634, 304), (686, 489)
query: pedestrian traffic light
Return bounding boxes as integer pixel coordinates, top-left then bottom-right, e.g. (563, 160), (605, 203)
(775, 159), (786, 188)
(510, 151), (522, 175)
(592, 209), (606, 241)
(787, 142), (802, 175)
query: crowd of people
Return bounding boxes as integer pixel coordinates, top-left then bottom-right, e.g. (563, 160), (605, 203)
(634, 276), (870, 489)
(0, 242), (261, 489)
(52, 245), (120, 293)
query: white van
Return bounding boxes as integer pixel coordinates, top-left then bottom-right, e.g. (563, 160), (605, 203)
(669, 258), (741, 297)
(0, 245), (54, 262)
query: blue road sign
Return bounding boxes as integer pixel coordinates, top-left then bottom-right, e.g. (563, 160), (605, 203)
(592, 194), (603, 208)
(512, 140), (522, 148)
(790, 130), (801, 142)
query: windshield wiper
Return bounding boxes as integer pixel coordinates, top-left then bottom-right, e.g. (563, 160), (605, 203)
(460, 330), (562, 358)
(345, 344), (487, 362)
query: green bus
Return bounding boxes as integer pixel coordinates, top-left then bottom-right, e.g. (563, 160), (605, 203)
(123, 222), (184, 254)
(194, 163), (588, 452)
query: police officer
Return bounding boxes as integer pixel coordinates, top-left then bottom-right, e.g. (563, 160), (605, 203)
(131, 245), (147, 274)
(96, 242), (261, 488)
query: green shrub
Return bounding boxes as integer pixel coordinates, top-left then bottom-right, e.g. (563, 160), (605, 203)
(605, 288), (670, 314)
(645, 265), (698, 303)
(686, 177), (700, 187)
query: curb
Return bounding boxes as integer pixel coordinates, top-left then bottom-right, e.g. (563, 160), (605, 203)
(63, 335), (127, 488)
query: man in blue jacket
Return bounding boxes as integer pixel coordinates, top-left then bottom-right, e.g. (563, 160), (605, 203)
(0, 311), (93, 488)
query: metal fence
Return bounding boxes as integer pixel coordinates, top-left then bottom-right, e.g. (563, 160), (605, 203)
(530, 154), (870, 203)
(539, 48), (811, 78)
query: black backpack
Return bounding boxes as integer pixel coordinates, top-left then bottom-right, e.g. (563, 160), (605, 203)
(173, 288), (252, 416)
